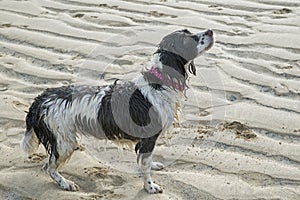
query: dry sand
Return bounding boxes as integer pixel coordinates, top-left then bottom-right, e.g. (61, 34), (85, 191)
(0, 0), (300, 199)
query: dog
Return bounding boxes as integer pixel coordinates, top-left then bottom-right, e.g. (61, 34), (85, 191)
(20, 29), (214, 194)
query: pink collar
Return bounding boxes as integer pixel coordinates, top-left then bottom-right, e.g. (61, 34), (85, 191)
(149, 67), (185, 91)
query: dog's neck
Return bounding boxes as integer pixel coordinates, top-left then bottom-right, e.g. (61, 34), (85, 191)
(148, 67), (185, 91)
(141, 50), (191, 92)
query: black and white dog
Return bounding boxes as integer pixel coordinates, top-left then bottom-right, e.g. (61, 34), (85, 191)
(21, 29), (214, 194)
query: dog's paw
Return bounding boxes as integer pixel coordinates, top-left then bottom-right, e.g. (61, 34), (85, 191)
(151, 161), (164, 170)
(144, 181), (163, 194)
(62, 180), (79, 191)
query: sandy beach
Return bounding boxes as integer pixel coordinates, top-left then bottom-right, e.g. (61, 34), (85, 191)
(0, 0), (300, 199)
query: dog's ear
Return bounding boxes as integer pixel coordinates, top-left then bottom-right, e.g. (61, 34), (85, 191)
(188, 61), (196, 75)
(178, 29), (191, 34)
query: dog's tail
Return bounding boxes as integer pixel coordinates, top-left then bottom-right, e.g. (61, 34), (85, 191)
(20, 129), (39, 157)
(20, 110), (40, 158)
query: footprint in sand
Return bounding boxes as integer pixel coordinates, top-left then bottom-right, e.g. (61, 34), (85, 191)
(220, 121), (257, 140)
(273, 8), (292, 14)
(26, 153), (47, 163)
(84, 166), (125, 186)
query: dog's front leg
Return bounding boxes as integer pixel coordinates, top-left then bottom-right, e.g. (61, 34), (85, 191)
(135, 135), (163, 194)
(138, 152), (163, 194)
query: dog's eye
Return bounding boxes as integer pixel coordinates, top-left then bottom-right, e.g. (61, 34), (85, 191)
(191, 35), (199, 42)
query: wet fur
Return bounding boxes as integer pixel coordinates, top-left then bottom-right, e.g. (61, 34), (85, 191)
(20, 29), (214, 193)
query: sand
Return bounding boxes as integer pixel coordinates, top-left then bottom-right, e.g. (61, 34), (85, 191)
(0, 0), (300, 199)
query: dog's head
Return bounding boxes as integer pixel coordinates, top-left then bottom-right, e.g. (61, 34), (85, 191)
(144, 29), (214, 91)
(147, 29), (214, 91)
(158, 29), (214, 62)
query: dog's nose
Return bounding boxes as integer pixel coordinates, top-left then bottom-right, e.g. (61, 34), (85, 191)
(205, 29), (213, 36)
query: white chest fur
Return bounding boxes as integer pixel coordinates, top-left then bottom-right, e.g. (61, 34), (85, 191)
(132, 76), (179, 132)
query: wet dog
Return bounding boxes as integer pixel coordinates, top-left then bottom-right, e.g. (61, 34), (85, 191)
(21, 29), (214, 193)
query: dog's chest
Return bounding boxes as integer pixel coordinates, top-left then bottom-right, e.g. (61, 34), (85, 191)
(141, 87), (177, 131)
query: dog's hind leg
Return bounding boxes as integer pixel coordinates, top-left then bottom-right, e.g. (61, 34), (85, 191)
(135, 134), (163, 194)
(47, 136), (79, 191)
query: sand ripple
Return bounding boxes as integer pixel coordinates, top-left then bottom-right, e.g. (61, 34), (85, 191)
(0, 0), (299, 199)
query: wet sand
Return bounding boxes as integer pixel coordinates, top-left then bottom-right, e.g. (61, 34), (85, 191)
(0, 0), (300, 199)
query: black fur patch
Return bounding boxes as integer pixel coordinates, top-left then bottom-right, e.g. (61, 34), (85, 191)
(188, 61), (196, 76)
(143, 49), (195, 91)
(26, 92), (60, 159)
(135, 133), (159, 154)
(178, 29), (192, 34)
(98, 82), (163, 140)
